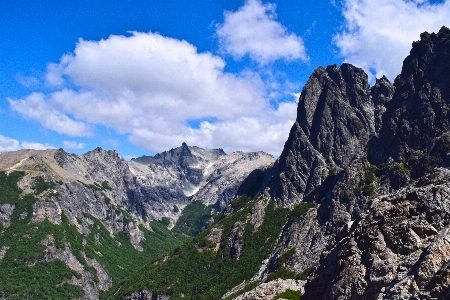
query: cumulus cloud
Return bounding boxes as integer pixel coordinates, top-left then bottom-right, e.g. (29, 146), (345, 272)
(217, 0), (307, 64)
(0, 135), (20, 152)
(9, 31), (298, 155)
(21, 142), (56, 150)
(0, 134), (55, 152)
(335, 0), (450, 81)
(62, 140), (86, 150)
(9, 93), (92, 137)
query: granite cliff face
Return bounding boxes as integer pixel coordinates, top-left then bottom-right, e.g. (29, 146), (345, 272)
(252, 26), (450, 300)
(130, 143), (274, 214)
(299, 26), (450, 300)
(369, 27), (450, 180)
(263, 63), (380, 207)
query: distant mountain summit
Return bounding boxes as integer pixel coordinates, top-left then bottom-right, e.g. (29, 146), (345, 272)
(130, 142), (274, 212)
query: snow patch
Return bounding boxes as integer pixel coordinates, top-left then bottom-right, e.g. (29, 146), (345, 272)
(185, 187), (200, 197)
(203, 162), (215, 176)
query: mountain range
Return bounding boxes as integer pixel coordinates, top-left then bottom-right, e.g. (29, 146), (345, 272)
(0, 26), (449, 300)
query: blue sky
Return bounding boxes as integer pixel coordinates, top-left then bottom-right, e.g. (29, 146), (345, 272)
(1, 0), (449, 159)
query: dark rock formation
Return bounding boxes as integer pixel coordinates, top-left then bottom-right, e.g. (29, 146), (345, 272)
(264, 63), (375, 207)
(299, 26), (450, 300)
(369, 26), (450, 180)
(222, 26), (450, 300)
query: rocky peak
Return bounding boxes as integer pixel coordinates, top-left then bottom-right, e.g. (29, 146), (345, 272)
(371, 75), (395, 134)
(132, 143), (227, 189)
(297, 63), (374, 165)
(369, 26), (450, 179)
(129, 144), (274, 213)
(264, 63), (375, 206)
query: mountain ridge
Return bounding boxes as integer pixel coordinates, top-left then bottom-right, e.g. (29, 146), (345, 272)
(1, 26), (450, 300)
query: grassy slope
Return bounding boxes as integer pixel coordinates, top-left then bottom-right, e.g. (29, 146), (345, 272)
(0, 171), (188, 299)
(172, 200), (213, 236)
(115, 197), (315, 299)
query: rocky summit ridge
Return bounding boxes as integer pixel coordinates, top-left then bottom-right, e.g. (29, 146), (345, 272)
(253, 26), (450, 300)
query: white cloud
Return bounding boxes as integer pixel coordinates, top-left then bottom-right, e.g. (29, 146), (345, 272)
(335, 0), (450, 81)
(9, 93), (92, 137)
(62, 140), (86, 150)
(10, 31), (298, 156)
(21, 142), (56, 150)
(0, 134), (55, 152)
(0, 135), (20, 152)
(217, 0), (308, 64)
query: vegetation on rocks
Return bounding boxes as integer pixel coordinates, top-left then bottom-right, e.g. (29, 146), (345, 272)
(0, 171), (188, 299)
(172, 201), (212, 236)
(114, 198), (315, 299)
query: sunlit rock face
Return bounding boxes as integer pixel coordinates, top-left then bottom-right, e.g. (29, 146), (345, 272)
(240, 26), (450, 300)
(129, 142), (275, 214)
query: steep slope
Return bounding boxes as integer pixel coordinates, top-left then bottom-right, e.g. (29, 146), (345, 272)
(0, 169), (187, 299)
(262, 63), (381, 207)
(129, 143), (274, 214)
(115, 59), (387, 300)
(237, 64), (395, 290)
(303, 25), (450, 300)
(220, 27), (450, 299)
(112, 196), (314, 299)
(0, 144), (273, 299)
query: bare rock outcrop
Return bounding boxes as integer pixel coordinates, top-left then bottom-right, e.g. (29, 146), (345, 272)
(369, 26), (450, 180)
(228, 221), (246, 259)
(233, 279), (305, 300)
(264, 63), (376, 207)
(39, 235), (100, 300)
(0, 203), (14, 228)
(304, 168), (450, 300)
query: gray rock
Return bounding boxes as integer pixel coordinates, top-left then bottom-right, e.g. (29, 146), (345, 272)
(232, 279), (305, 300)
(228, 221), (246, 260)
(303, 168), (450, 300)
(0, 203), (14, 228)
(263, 63), (375, 207)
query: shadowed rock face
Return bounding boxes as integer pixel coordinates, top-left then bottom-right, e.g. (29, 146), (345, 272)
(297, 26), (450, 300)
(369, 26), (450, 179)
(234, 26), (450, 300)
(264, 63), (377, 207)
